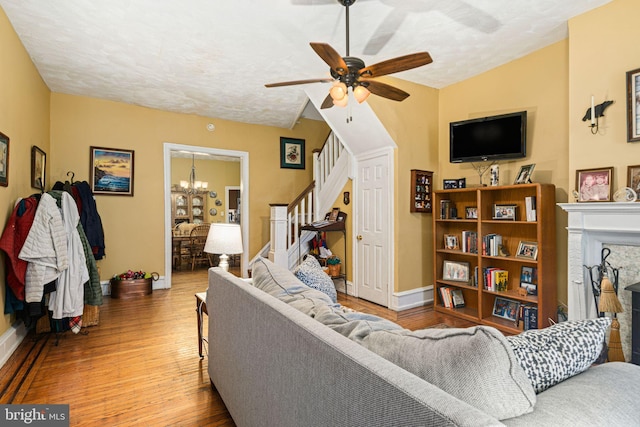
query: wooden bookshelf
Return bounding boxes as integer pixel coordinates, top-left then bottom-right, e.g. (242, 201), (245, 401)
(432, 183), (557, 334)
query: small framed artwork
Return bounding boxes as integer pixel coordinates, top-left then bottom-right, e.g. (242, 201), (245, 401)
(443, 234), (459, 250)
(576, 167), (613, 202)
(90, 146), (135, 196)
(520, 266), (538, 295)
(465, 206), (478, 219)
(516, 241), (538, 260)
(443, 179), (458, 189)
(329, 207), (340, 221)
(626, 67), (640, 142)
(457, 178), (466, 189)
(442, 260), (470, 282)
(0, 131), (9, 187)
(280, 137), (305, 169)
(31, 146), (46, 190)
(492, 297), (520, 322)
(627, 165), (640, 194)
(514, 164), (536, 184)
(492, 204), (516, 220)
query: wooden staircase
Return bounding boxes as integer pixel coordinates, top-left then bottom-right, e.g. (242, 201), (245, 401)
(264, 131), (351, 270)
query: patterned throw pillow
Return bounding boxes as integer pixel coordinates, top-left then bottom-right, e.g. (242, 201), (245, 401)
(506, 317), (611, 393)
(293, 256), (337, 303)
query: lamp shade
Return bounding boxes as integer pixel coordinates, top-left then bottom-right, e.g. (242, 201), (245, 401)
(204, 223), (243, 255)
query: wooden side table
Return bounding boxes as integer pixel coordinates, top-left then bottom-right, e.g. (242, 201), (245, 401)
(195, 292), (208, 358)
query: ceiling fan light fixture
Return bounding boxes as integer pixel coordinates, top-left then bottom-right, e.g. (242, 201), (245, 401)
(353, 85), (370, 103)
(333, 95), (349, 107)
(330, 82), (348, 101)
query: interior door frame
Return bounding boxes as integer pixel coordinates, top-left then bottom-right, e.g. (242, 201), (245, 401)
(163, 143), (250, 285)
(353, 147), (394, 306)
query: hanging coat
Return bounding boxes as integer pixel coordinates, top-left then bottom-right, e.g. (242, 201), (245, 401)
(48, 192), (89, 319)
(19, 193), (68, 303)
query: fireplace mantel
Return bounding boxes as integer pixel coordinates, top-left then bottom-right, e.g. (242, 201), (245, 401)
(559, 202), (640, 320)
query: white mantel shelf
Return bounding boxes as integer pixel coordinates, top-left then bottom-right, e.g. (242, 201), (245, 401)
(559, 202), (640, 320)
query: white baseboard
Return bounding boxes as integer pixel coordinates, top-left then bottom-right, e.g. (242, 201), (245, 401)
(0, 321), (28, 370)
(390, 285), (434, 311)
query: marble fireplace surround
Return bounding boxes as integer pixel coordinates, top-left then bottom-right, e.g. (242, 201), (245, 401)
(559, 202), (640, 321)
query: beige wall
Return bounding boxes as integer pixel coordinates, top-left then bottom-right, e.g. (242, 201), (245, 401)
(50, 93), (329, 281)
(0, 8), (50, 334)
(568, 0), (640, 190)
(369, 80), (440, 293)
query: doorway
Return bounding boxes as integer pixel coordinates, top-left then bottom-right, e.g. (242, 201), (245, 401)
(163, 143), (249, 287)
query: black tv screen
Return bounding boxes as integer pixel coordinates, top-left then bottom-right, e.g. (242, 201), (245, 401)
(449, 111), (527, 163)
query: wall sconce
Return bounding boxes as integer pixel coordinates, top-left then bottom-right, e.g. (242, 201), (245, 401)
(582, 97), (614, 134)
(343, 191), (350, 205)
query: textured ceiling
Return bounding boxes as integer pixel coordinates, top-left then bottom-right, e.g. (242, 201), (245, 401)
(1, 0), (611, 129)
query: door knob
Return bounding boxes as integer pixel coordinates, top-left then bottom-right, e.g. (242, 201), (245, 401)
(356, 235), (363, 241)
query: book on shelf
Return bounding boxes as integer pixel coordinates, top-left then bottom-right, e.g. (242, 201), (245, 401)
(461, 230), (478, 254)
(517, 304), (539, 330)
(482, 233), (502, 256)
(482, 267), (508, 291)
(525, 196), (537, 222)
(439, 286), (452, 308)
(440, 200), (451, 219)
(451, 289), (465, 308)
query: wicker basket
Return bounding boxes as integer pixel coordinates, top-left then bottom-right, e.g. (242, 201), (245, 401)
(83, 304), (100, 327)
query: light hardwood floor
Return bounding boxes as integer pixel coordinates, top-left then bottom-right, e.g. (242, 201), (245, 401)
(1, 268), (471, 426)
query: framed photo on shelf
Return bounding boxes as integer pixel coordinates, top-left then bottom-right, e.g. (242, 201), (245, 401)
(514, 164), (535, 184)
(0, 131), (9, 187)
(328, 207), (340, 221)
(443, 234), (459, 250)
(90, 146), (135, 196)
(492, 204), (516, 220)
(516, 241), (538, 260)
(520, 266), (538, 295)
(280, 137), (305, 169)
(575, 167), (613, 202)
(442, 260), (470, 282)
(457, 178), (466, 188)
(492, 297), (520, 322)
(31, 146), (46, 190)
(443, 179), (459, 189)
(627, 164), (640, 194)
(465, 206), (478, 219)
(626, 67), (640, 142)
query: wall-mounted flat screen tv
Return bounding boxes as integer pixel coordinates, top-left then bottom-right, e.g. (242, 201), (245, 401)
(449, 111), (527, 163)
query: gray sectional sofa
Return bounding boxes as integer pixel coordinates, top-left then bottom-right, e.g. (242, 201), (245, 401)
(207, 258), (640, 427)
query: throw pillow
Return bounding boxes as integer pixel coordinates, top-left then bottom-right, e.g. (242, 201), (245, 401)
(251, 257), (334, 306)
(293, 255), (338, 303)
(506, 317), (611, 393)
(361, 325), (536, 420)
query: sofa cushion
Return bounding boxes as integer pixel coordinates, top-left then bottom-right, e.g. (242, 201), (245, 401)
(251, 257), (336, 307)
(506, 317), (611, 393)
(361, 325), (536, 421)
(293, 255), (337, 303)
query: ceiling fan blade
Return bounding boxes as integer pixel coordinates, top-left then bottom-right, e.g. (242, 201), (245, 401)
(320, 94), (334, 109)
(359, 52), (433, 78)
(265, 78), (333, 88)
(363, 80), (410, 102)
(310, 42), (349, 75)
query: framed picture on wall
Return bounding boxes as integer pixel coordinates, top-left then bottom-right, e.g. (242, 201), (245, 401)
(90, 146), (135, 196)
(0, 131), (9, 187)
(280, 137), (305, 169)
(628, 164), (640, 195)
(31, 146), (46, 190)
(626, 67), (640, 142)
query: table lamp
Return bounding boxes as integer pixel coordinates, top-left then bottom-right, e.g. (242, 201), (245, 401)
(204, 223), (243, 272)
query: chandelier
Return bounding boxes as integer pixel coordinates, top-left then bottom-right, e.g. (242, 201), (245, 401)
(180, 154), (208, 194)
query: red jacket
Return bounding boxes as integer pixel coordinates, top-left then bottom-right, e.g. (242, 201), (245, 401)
(0, 197), (38, 301)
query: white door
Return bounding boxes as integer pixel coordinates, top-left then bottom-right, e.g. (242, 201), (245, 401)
(356, 150), (392, 306)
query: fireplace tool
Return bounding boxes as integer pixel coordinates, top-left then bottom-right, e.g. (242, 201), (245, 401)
(584, 247), (625, 362)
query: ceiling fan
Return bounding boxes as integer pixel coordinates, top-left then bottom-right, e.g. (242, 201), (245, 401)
(265, 0), (433, 109)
